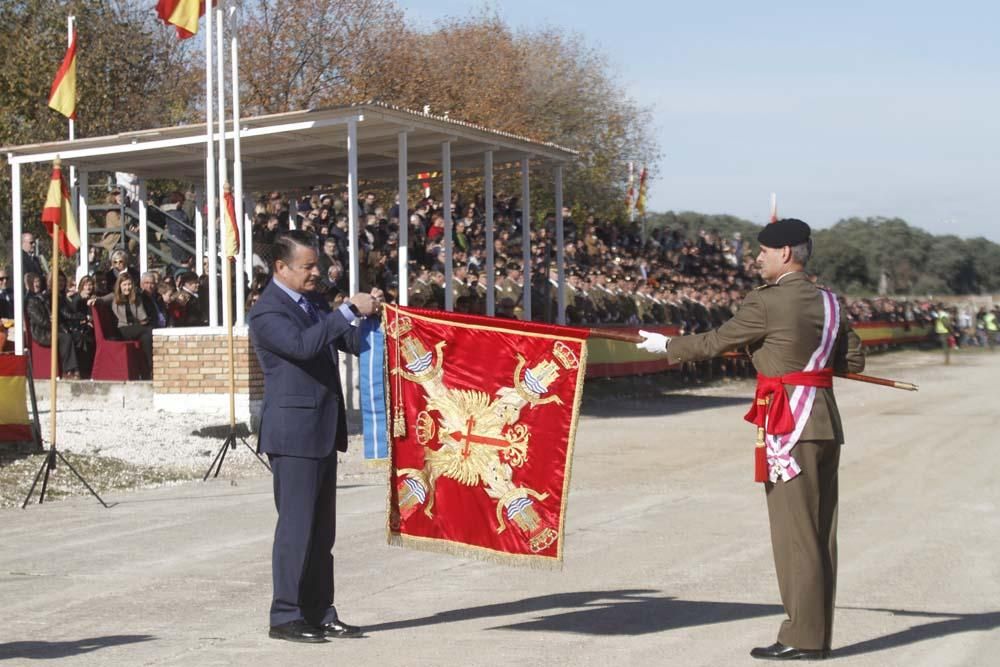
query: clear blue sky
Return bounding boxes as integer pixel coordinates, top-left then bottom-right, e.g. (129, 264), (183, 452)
(402, 1), (1000, 241)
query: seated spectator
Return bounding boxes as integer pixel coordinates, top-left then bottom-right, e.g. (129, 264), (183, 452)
(26, 272), (81, 379)
(64, 274), (96, 377)
(140, 271), (168, 328)
(171, 271), (208, 326)
(98, 272), (155, 379)
(105, 249), (139, 291)
(0, 266), (13, 319)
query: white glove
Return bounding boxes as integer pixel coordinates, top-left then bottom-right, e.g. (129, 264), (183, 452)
(636, 329), (670, 354)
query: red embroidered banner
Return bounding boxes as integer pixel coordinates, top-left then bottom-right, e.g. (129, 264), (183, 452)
(384, 305), (588, 568)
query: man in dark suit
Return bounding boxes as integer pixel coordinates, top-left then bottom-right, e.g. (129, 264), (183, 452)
(0, 267), (14, 319)
(21, 232), (46, 280)
(249, 230), (382, 643)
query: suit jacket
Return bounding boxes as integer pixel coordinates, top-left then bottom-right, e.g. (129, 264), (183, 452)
(249, 280), (360, 458)
(667, 272), (865, 443)
(0, 287), (13, 319)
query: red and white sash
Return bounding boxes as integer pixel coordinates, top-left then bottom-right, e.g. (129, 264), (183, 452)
(764, 289), (841, 482)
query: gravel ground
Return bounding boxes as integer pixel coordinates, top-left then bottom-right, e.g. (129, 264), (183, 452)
(1, 390), (382, 509)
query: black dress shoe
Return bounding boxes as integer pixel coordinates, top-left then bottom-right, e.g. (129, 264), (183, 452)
(269, 620), (327, 643)
(750, 642), (826, 660)
(321, 619), (364, 638)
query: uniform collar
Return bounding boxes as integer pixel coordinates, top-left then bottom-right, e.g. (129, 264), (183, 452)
(775, 270), (806, 285)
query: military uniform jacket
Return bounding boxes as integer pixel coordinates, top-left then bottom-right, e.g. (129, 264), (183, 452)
(667, 272), (865, 443)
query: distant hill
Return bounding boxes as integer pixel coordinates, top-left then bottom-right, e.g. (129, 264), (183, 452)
(646, 212), (1000, 296)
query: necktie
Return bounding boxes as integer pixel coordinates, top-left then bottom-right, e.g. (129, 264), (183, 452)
(299, 296), (319, 324)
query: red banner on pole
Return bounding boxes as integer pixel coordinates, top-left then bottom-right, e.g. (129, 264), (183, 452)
(384, 305), (588, 568)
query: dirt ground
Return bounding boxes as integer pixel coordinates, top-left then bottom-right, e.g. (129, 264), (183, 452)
(1, 347), (997, 666)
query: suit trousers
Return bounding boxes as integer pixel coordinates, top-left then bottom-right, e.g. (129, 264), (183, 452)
(765, 439), (840, 651)
(268, 452), (339, 627)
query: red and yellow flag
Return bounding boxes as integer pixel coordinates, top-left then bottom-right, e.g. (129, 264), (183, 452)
(156, 0), (206, 39)
(47, 29), (77, 119)
(42, 160), (79, 257)
(0, 356), (32, 443)
(223, 185), (240, 258)
(384, 304), (588, 568)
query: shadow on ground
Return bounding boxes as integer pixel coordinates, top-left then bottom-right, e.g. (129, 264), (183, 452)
(834, 607), (1000, 659)
(0, 634), (155, 660)
(366, 589), (781, 636)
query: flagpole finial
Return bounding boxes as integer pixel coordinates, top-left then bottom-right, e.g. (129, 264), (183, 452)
(53, 157), (62, 167)
(223, 181), (232, 193)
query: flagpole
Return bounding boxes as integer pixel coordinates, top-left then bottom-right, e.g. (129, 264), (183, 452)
(49, 218), (61, 451)
(230, 1), (245, 328)
(216, 0), (233, 431)
(204, 1), (218, 326)
(66, 15), (78, 253)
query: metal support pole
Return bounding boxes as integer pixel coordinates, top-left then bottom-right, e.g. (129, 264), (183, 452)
(442, 141), (453, 311)
(398, 131), (409, 306)
(554, 163), (566, 325)
(243, 194), (254, 281)
(346, 119), (360, 296)
(67, 17), (77, 243)
(213, 0), (228, 330)
(204, 5), (217, 319)
(76, 171), (89, 282)
(194, 189), (205, 277)
(11, 160), (23, 354)
(231, 2), (246, 327)
(138, 180), (149, 275)
(485, 151), (495, 316)
(521, 157), (531, 321)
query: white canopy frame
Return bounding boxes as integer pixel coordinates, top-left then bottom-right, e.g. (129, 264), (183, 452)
(5, 103), (576, 355)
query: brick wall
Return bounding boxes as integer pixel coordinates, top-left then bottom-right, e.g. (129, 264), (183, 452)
(152, 327), (262, 402)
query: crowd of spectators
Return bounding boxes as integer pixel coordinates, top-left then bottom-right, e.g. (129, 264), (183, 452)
(246, 188), (759, 336)
(3, 186), (997, 375)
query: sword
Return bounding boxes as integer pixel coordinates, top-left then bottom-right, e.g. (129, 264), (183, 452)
(590, 329), (919, 391)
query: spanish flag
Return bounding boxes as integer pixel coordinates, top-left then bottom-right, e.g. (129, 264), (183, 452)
(223, 183), (240, 258)
(41, 159), (80, 257)
(47, 28), (77, 119)
(156, 0), (206, 39)
(0, 355), (32, 443)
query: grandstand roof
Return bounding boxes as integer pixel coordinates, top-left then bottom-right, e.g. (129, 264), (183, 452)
(3, 102), (577, 188)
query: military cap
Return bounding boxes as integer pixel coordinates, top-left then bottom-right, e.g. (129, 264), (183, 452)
(757, 218), (810, 248)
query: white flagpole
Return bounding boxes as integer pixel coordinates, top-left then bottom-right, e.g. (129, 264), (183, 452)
(66, 15), (79, 275)
(230, 2), (246, 327)
(205, 3), (218, 325)
(215, 1), (236, 429)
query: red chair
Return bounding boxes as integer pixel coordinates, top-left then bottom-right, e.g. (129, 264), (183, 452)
(90, 302), (146, 381)
(24, 321), (57, 380)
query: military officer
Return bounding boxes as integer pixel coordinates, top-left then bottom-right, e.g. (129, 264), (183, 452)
(637, 219), (865, 661)
(498, 262), (524, 320)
